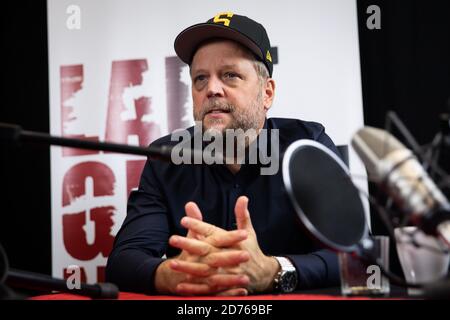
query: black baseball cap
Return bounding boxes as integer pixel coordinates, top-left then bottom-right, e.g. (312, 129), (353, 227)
(174, 12), (273, 77)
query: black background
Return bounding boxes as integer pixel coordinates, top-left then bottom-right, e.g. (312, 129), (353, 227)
(1, 0), (449, 286)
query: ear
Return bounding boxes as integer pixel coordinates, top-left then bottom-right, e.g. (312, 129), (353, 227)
(263, 78), (275, 112)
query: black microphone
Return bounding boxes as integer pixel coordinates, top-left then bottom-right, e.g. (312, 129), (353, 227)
(0, 122), (216, 164)
(0, 122), (173, 160)
(6, 269), (118, 299)
(352, 126), (450, 247)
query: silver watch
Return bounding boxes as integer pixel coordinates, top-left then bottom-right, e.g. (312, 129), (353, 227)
(273, 256), (298, 293)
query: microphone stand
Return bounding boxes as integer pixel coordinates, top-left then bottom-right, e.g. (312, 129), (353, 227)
(385, 110), (449, 181)
(428, 112), (450, 183)
(0, 122), (178, 300)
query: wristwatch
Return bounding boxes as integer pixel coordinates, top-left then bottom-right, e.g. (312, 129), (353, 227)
(273, 256), (298, 293)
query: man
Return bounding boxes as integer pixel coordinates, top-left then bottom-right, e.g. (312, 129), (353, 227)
(106, 12), (340, 296)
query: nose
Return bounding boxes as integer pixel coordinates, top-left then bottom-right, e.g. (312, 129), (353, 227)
(206, 76), (224, 98)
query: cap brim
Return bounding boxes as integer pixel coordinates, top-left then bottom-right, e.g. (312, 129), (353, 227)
(174, 23), (263, 65)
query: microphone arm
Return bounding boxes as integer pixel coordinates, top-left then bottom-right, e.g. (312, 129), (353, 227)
(0, 122), (173, 160)
(385, 111), (448, 179)
(385, 111), (422, 156)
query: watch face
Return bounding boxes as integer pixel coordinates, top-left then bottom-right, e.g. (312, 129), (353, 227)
(280, 271), (297, 293)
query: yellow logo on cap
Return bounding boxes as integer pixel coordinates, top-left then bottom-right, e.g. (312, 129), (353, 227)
(266, 50), (272, 62)
(213, 12), (234, 27)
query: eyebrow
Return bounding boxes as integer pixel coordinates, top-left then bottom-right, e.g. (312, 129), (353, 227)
(190, 68), (207, 77)
(191, 64), (241, 77)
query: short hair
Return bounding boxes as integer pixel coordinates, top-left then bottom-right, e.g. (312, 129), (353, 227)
(252, 59), (269, 83)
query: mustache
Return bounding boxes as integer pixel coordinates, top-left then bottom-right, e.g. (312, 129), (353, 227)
(201, 100), (235, 118)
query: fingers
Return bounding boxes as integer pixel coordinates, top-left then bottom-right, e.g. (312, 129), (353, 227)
(181, 218), (248, 248)
(184, 202), (203, 221)
(169, 260), (215, 277)
(181, 216), (220, 238)
(207, 274), (250, 288)
(176, 284), (248, 296)
(170, 235), (249, 267)
(175, 274), (249, 295)
(216, 288), (248, 296)
(203, 250), (250, 268)
(175, 283), (211, 296)
(184, 202), (203, 239)
(169, 235), (211, 256)
(234, 196), (253, 231)
(208, 229), (248, 248)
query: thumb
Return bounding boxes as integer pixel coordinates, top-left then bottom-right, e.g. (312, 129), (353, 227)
(235, 196), (254, 231)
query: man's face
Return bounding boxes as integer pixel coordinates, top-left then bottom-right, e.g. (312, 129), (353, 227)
(190, 40), (268, 133)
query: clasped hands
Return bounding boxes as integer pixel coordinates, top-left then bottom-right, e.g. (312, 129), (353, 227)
(154, 196), (279, 296)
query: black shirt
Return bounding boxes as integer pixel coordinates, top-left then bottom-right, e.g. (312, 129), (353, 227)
(106, 117), (341, 294)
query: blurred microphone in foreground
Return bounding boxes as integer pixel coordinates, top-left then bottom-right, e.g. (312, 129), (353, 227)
(352, 126), (450, 248)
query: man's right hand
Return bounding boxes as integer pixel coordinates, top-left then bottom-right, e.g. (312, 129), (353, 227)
(154, 202), (250, 296)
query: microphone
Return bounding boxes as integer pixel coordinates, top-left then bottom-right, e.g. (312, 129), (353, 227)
(0, 122), (173, 160)
(0, 122), (249, 166)
(352, 126), (450, 247)
(6, 269), (118, 299)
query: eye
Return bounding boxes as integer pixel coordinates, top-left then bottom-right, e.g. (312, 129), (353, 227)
(224, 72), (239, 80)
(194, 74), (207, 83)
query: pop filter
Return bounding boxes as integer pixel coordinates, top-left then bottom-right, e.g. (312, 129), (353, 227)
(282, 140), (369, 253)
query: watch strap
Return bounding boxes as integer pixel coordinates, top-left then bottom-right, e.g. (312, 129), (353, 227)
(273, 256), (297, 292)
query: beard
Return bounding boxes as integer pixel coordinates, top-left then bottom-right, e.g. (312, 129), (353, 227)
(193, 90), (265, 134)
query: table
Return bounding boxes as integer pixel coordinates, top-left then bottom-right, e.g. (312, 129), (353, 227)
(30, 286), (408, 300)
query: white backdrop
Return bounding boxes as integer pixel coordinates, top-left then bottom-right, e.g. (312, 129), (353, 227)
(48, 0), (367, 283)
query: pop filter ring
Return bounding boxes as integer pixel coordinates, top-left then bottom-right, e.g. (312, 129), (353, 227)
(282, 139), (369, 253)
